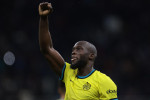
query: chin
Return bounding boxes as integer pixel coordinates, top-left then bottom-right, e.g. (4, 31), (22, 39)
(71, 60), (87, 69)
(71, 63), (78, 69)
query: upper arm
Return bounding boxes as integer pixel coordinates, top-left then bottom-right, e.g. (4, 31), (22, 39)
(42, 48), (65, 76)
(98, 76), (118, 99)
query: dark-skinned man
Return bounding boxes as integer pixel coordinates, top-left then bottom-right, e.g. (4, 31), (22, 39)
(38, 2), (118, 100)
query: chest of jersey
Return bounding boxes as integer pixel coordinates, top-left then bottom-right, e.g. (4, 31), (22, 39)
(65, 71), (100, 99)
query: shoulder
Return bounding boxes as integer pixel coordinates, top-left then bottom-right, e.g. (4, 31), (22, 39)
(65, 62), (73, 71)
(66, 62), (71, 66)
(59, 62), (76, 81)
(64, 62), (76, 74)
(62, 62), (71, 71)
(94, 70), (117, 86)
(94, 70), (108, 79)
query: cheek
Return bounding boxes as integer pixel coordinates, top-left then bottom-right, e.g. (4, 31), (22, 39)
(79, 54), (89, 61)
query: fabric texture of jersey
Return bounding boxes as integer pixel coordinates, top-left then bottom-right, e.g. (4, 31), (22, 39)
(60, 62), (118, 100)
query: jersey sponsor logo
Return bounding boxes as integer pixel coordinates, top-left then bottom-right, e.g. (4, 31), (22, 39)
(83, 82), (91, 91)
(106, 89), (117, 94)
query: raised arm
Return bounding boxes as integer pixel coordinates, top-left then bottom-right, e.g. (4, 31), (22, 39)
(39, 2), (65, 76)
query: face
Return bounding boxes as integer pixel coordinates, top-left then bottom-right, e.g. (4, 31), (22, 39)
(71, 42), (90, 69)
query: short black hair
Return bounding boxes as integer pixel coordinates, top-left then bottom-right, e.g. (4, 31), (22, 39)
(77, 41), (97, 57)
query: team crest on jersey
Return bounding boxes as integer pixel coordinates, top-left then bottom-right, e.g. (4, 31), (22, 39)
(83, 82), (91, 91)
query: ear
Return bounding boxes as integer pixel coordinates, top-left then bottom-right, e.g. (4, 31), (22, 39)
(89, 53), (95, 60)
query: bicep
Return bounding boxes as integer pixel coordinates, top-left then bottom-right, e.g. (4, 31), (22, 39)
(43, 48), (65, 76)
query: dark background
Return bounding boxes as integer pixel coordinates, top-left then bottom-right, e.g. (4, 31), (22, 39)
(0, 0), (150, 100)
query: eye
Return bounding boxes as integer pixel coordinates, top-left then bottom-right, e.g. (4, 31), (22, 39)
(76, 47), (83, 51)
(76, 47), (80, 50)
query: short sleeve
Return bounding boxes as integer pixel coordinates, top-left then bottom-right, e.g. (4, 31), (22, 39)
(59, 62), (71, 83)
(98, 75), (118, 100)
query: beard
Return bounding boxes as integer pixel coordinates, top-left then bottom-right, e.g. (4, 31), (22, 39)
(71, 56), (88, 69)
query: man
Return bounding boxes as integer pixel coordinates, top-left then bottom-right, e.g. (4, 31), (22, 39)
(39, 2), (118, 100)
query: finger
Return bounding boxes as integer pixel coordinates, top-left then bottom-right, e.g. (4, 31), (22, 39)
(39, 2), (44, 10)
(43, 10), (50, 15)
(39, 2), (44, 6)
(48, 3), (52, 8)
(44, 2), (49, 4)
(42, 2), (49, 7)
(38, 2), (52, 15)
(48, 3), (52, 9)
(39, 4), (42, 12)
(48, 3), (53, 12)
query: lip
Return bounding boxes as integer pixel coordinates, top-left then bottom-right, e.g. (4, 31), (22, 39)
(71, 58), (77, 61)
(71, 56), (78, 62)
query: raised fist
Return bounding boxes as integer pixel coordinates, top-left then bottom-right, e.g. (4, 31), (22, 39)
(39, 2), (53, 16)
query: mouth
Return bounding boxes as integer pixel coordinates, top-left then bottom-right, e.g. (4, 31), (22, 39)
(71, 57), (78, 63)
(71, 58), (77, 61)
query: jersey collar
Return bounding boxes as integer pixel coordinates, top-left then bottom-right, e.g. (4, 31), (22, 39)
(77, 69), (96, 79)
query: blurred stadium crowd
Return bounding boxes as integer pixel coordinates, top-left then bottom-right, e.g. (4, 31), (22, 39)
(0, 0), (150, 100)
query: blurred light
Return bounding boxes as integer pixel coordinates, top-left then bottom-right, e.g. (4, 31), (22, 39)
(18, 90), (34, 100)
(103, 15), (122, 33)
(3, 51), (15, 66)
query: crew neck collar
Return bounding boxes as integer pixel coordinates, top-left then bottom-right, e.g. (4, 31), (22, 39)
(77, 69), (96, 79)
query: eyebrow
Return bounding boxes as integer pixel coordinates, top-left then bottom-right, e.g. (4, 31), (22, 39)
(72, 45), (83, 50)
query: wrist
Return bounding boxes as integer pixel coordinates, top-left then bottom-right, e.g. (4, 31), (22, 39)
(40, 15), (48, 19)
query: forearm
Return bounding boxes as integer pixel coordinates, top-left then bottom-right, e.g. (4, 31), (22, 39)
(38, 2), (65, 76)
(39, 16), (53, 53)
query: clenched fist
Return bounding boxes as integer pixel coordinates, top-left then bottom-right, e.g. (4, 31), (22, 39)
(39, 2), (53, 16)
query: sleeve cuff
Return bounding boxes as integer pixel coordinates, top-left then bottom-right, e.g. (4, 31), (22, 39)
(110, 98), (118, 100)
(59, 63), (66, 80)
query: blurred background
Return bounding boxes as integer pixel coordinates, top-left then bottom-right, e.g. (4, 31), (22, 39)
(0, 0), (150, 100)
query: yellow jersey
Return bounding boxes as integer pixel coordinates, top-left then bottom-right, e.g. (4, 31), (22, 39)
(59, 62), (118, 100)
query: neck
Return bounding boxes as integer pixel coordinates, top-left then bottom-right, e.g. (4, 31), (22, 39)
(77, 61), (94, 76)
